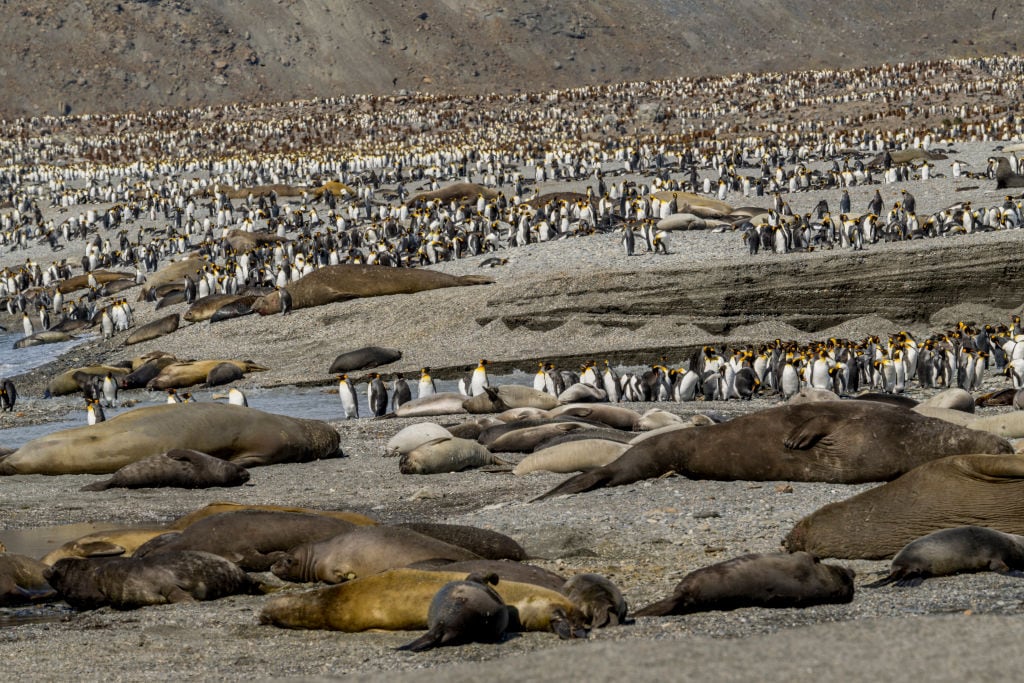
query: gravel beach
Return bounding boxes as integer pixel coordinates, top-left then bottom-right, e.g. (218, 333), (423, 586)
(1, 125), (1024, 683)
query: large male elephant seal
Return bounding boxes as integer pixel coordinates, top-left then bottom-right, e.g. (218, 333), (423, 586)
(784, 454), (1024, 560)
(0, 403), (341, 475)
(258, 568), (587, 638)
(867, 526), (1024, 587)
(79, 449), (251, 491)
(535, 402), (1013, 499)
(45, 551), (264, 610)
(134, 511), (357, 571)
(634, 552), (854, 617)
(250, 264), (493, 315)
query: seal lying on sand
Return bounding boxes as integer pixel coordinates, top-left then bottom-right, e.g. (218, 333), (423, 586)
(867, 526), (1024, 587)
(0, 553), (57, 606)
(784, 455), (1024, 559)
(250, 264), (493, 315)
(535, 402), (1012, 499)
(634, 552), (854, 616)
(79, 449), (251, 491)
(397, 573), (509, 652)
(0, 403), (341, 475)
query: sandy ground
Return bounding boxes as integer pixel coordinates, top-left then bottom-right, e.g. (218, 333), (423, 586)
(0, 141), (1024, 680)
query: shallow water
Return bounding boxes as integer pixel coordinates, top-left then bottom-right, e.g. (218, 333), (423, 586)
(0, 330), (91, 379)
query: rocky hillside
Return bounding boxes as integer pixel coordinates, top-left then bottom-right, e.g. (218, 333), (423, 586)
(2, 1), (1020, 118)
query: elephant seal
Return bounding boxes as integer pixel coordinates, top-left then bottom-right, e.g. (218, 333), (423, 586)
(393, 393), (469, 417)
(918, 388), (975, 413)
(270, 526), (480, 583)
(965, 412), (1024, 439)
(463, 385), (559, 414)
(513, 439), (630, 475)
(633, 552), (855, 617)
(45, 551), (263, 610)
(0, 553), (57, 606)
(181, 295), (244, 323)
(784, 454), (1024, 560)
(411, 559), (565, 593)
(208, 296), (260, 323)
(0, 403), (342, 475)
(250, 264), (493, 315)
(327, 346), (403, 373)
(58, 270), (134, 294)
(48, 365), (130, 396)
(155, 290), (187, 309)
(204, 362), (245, 387)
(562, 573), (628, 627)
(397, 573), (509, 651)
(486, 422), (591, 453)
(79, 449), (250, 491)
(135, 511), (357, 571)
(147, 359), (267, 390)
(868, 526), (1024, 587)
(125, 313), (179, 345)
(41, 527), (172, 564)
(547, 404), (642, 431)
(406, 182), (499, 206)
(168, 503), (377, 529)
(138, 257), (206, 301)
(789, 388), (841, 403)
(258, 568), (587, 638)
(119, 355), (179, 389)
(400, 437), (507, 474)
(991, 156), (1024, 189)
(633, 409), (686, 431)
(556, 384), (607, 404)
(385, 423), (453, 457)
(396, 523), (528, 561)
(535, 402), (1013, 500)
(14, 331), (73, 348)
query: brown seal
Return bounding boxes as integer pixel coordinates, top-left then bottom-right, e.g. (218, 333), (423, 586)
(327, 346), (403, 373)
(79, 449), (250, 491)
(146, 359), (267, 390)
(535, 401), (1013, 500)
(0, 403), (341, 475)
(125, 313), (180, 345)
(395, 523), (528, 561)
(270, 526), (480, 583)
(399, 437), (507, 474)
(562, 573), (628, 627)
(405, 182), (499, 207)
(47, 365), (130, 396)
(57, 270), (133, 294)
(258, 568), (587, 638)
(45, 551), (264, 610)
(462, 385), (559, 413)
(249, 264), (493, 316)
(0, 553), (57, 606)
(168, 502), (378, 529)
(867, 526), (1024, 587)
(784, 454), (1024, 560)
(134, 511), (357, 571)
(397, 573), (509, 651)
(633, 552), (855, 617)
(41, 528), (172, 565)
(183, 294), (254, 322)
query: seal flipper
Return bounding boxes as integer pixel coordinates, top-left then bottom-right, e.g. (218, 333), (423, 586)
(783, 415), (839, 450)
(396, 627), (444, 652)
(864, 572), (902, 588)
(80, 478), (115, 492)
(531, 469), (614, 502)
(633, 596), (680, 617)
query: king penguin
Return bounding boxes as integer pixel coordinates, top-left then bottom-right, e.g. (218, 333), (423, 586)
(228, 387), (248, 407)
(368, 372), (388, 417)
(469, 359), (490, 397)
(87, 398), (105, 425)
(418, 367), (436, 398)
(338, 374), (359, 419)
(166, 388), (181, 404)
(101, 372), (118, 408)
(392, 373), (412, 411)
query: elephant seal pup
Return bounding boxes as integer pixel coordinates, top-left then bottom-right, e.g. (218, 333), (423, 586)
(513, 439), (630, 475)
(79, 449), (250, 491)
(0, 553), (57, 606)
(399, 437), (507, 474)
(562, 573), (628, 627)
(634, 552), (855, 617)
(0, 403), (341, 475)
(633, 409), (686, 431)
(398, 573), (509, 651)
(120, 355), (179, 390)
(208, 296), (260, 323)
(556, 384), (607, 404)
(784, 455), (1024, 560)
(183, 294), (251, 323)
(204, 362), (245, 387)
(463, 386), (559, 413)
(45, 551), (263, 610)
(868, 526), (1024, 587)
(41, 527), (172, 564)
(486, 422), (592, 453)
(394, 393), (468, 418)
(535, 401), (1013, 499)
(125, 313), (179, 345)
(918, 388), (975, 412)
(546, 404), (642, 431)
(14, 331), (73, 348)
(250, 264), (493, 315)
(259, 568), (587, 638)
(396, 523), (527, 561)
(134, 511), (357, 571)
(271, 526), (480, 583)
(147, 359), (267, 390)
(168, 502), (377, 529)
(58, 270), (134, 294)
(327, 346), (402, 373)
(384, 423), (453, 457)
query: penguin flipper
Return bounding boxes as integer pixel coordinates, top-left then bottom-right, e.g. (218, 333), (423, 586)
(531, 469), (614, 502)
(783, 415), (837, 449)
